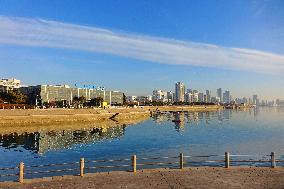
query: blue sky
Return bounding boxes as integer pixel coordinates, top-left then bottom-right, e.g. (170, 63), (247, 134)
(0, 0), (284, 99)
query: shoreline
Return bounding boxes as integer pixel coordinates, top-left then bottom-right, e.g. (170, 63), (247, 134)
(0, 114), (150, 135)
(0, 167), (283, 189)
(0, 105), (222, 127)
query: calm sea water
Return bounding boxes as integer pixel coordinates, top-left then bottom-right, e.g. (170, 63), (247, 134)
(0, 107), (283, 179)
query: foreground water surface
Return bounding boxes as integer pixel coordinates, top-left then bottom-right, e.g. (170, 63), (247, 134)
(0, 107), (283, 179)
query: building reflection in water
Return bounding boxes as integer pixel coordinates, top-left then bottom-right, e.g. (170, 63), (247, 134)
(218, 111), (223, 122)
(253, 107), (260, 118)
(151, 112), (173, 124)
(172, 112), (185, 132)
(1, 109), (259, 154)
(184, 112), (199, 124)
(151, 109), (253, 130)
(0, 125), (126, 154)
(0, 132), (40, 152)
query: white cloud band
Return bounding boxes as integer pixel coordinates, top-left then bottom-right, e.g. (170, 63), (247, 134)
(0, 16), (284, 74)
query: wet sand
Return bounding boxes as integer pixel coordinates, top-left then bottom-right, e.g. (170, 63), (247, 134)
(0, 114), (150, 134)
(0, 167), (283, 189)
(0, 105), (221, 116)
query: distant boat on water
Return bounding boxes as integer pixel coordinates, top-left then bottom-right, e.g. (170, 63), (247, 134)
(172, 120), (181, 123)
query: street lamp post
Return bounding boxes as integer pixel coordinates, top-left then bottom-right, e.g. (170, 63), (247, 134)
(109, 91), (112, 107)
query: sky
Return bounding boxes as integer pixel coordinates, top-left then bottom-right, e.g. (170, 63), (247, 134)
(0, 0), (284, 100)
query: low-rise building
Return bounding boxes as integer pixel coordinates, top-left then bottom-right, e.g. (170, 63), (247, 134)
(127, 96), (137, 102)
(127, 95), (152, 105)
(19, 84), (123, 106)
(152, 90), (167, 102)
(0, 78), (21, 92)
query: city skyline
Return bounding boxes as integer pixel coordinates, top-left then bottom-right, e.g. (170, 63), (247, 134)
(0, 0), (284, 100)
(148, 83), (277, 104)
(1, 76), (283, 102)
(3, 77), (280, 103)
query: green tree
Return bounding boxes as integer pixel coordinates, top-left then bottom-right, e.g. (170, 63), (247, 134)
(96, 97), (104, 107)
(89, 97), (103, 107)
(78, 96), (86, 103)
(73, 95), (86, 108)
(0, 91), (27, 104)
(73, 96), (79, 102)
(123, 93), (127, 105)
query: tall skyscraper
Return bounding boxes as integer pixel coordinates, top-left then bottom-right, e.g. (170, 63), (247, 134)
(217, 88), (222, 103)
(175, 82), (185, 102)
(185, 93), (191, 103)
(167, 91), (174, 102)
(242, 97), (248, 104)
(198, 92), (204, 102)
(185, 89), (192, 103)
(206, 90), (211, 103)
(249, 98), (252, 104)
(252, 95), (259, 105)
(192, 90), (198, 102)
(223, 90), (231, 104)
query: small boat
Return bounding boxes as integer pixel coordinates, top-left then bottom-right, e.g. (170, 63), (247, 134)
(172, 120), (181, 123)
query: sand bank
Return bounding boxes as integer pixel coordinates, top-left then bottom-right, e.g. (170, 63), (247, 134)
(0, 105), (221, 126)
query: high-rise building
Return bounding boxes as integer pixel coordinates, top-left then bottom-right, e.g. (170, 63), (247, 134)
(147, 95), (153, 102)
(167, 91), (174, 102)
(223, 90), (231, 104)
(185, 89), (192, 103)
(152, 90), (166, 101)
(211, 96), (218, 103)
(175, 82), (185, 102)
(217, 88), (222, 103)
(185, 93), (191, 103)
(198, 92), (204, 102)
(192, 90), (198, 102)
(187, 89), (192, 94)
(235, 98), (242, 104)
(205, 90), (211, 103)
(242, 97), (248, 104)
(275, 99), (280, 106)
(249, 98), (252, 104)
(252, 95), (259, 105)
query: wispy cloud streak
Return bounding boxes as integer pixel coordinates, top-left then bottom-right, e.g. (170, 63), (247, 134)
(0, 16), (284, 74)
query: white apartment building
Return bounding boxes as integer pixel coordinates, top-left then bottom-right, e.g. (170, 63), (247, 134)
(127, 96), (137, 102)
(0, 78), (21, 92)
(175, 82), (185, 102)
(152, 90), (167, 102)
